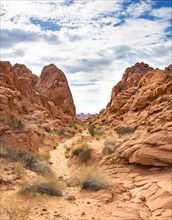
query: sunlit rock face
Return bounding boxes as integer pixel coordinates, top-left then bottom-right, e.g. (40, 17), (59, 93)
(0, 61), (76, 152)
(98, 62), (172, 166)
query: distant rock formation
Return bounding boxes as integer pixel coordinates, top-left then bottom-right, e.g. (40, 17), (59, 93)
(98, 62), (172, 167)
(0, 61), (76, 152)
(76, 113), (97, 121)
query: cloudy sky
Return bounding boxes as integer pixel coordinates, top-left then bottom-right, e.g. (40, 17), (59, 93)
(1, 0), (171, 113)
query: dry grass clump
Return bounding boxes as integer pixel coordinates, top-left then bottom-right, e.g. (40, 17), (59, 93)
(35, 151), (50, 162)
(88, 123), (105, 138)
(0, 199), (32, 220)
(103, 137), (118, 155)
(0, 145), (53, 176)
(75, 166), (111, 191)
(88, 124), (96, 136)
(71, 142), (93, 164)
(57, 127), (76, 138)
(14, 161), (25, 178)
(20, 177), (62, 197)
(115, 126), (135, 136)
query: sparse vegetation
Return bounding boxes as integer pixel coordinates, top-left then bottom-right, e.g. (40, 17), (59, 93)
(88, 124), (96, 136)
(0, 145), (53, 176)
(21, 102), (29, 113)
(0, 200), (32, 220)
(43, 126), (51, 133)
(162, 94), (170, 101)
(20, 178), (62, 197)
(36, 152), (50, 162)
(75, 166), (111, 191)
(57, 127), (76, 138)
(71, 142), (92, 163)
(12, 118), (25, 129)
(121, 99), (127, 106)
(115, 126), (135, 136)
(103, 137), (118, 155)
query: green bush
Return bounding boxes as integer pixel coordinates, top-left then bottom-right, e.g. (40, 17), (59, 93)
(115, 126), (135, 136)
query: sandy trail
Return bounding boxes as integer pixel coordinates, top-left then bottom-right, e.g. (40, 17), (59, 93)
(1, 133), (172, 220)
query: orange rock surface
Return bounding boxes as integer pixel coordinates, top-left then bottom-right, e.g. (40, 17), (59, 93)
(98, 62), (172, 166)
(0, 61), (76, 152)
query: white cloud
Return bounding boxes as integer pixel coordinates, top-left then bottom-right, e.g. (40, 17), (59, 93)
(151, 7), (172, 20)
(125, 0), (152, 18)
(0, 0), (171, 113)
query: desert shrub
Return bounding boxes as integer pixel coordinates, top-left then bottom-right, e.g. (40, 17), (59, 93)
(103, 137), (118, 155)
(31, 161), (54, 176)
(14, 162), (25, 178)
(71, 142), (92, 163)
(162, 94), (170, 101)
(78, 148), (92, 164)
(21, 102), (29, 113)
(94, 128), (104, 136)
(57, 128), (75, 138)
(12, 119), (25, 129)
(75, 166), (111, 191)
(20, 178), (62, 197)
(121, 99), (127, 106)
(88, 124), (96, 136)
(17, 151), (37, 169)
(1, 200), (32, 220)
(102, 120), (109, 125)
(43, 126), (51, 133)
(0, 146), (53, 176)
(115, 126), (135, 136)
(0, 146), (19, 161)
(36, 152), (50, 162)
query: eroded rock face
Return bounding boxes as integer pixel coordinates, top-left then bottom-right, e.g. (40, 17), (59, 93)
(99, 62), (172, 166)
(36, 64), (75, 118)
(0, 61), (76, 152)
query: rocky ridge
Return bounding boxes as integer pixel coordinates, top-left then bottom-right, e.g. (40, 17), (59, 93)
(76, 113), (97, 121)
(0, 61), (76, 152)
(98, 62), (172, 167)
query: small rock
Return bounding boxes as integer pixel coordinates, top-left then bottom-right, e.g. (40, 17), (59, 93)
(139, 195), (146, 202)
(58, 176), (64, 180)
(64, 193), (76, 201)
(54, 214), (60, 218)
(81, 211), (86, 216)
(42, 208), (47, 212)
(4, 168), (9, 171)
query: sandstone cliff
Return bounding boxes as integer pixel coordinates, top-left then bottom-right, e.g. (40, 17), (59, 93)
(0, 61), (76, 152)
(98, 62), (172, 166)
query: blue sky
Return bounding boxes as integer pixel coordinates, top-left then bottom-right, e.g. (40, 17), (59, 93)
(1, 0), (171, 113)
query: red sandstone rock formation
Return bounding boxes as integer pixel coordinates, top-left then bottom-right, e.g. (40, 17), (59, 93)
(0, 61), (76, 152)
(98, 62), (172, 166)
